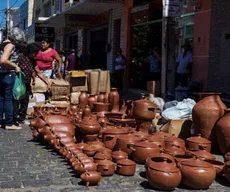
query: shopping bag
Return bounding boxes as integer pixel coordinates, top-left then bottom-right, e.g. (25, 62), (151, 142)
(13, 72), (26, 100)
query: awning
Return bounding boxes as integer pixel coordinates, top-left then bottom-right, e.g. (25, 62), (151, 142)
(40, 0), (123, 27)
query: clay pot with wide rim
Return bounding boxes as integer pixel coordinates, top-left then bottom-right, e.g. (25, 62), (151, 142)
(145, 153), (175, 169)
(146, 154), (181, 191)
(111, 149), (128, 163)
(94, 152), (112, 163)
(79, 116), (101, 135)
(163, 145), (185, 156)
(224, 152), (230, 162)
(147, 134), (165, 149)
(204, 159), (225, 176)
(74, 161), (98, 174)
(93, 102), (110, 112)
(164, 134), (185, 149)
(80, 171), (101, 187)
(114, 134), (144, 155)
(186, 134), (211, 152)
(178, 158), (216, 189)
(133, 99), (157, 120)
(129, 141), (161, 164)
(109, 88), (120, 112)
(88, 95), (97, 110)
(186, 149), (216, 160)
(116, 158), (136, 176)
(192, 92), (226, 150)
(223, 161), (230, 182)
(102, 126), (128, 150)
(79, 91), (88, 110)
(97, 159), (115, 176)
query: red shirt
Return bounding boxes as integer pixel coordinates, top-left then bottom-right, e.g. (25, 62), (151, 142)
(35, 49), (58, 70)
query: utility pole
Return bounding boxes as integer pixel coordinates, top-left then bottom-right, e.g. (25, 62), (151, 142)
(6, 0), (10, 38)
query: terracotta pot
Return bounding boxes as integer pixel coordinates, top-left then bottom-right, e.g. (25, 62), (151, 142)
(74, 141), (88, 150)
(83, 145), (102, 157)
(108, 88), (120, 112)
(88, 95), (97, 110)
(74, 161), (98, 174)
(87, 140), (105, 148)
(55, 131), (74, 139)
(216, 109), (230, 154)
(109, 118), (136, 128)
(58, 137), (76, 146)
(116, 158), (136, 176)
(104, 112), (123, 119)
(178, 158), (216, 189)
(192, 93), (226, 150)
(97, 159), (115, 176)
(163, 145), (185, 156)
(224, 152), (230, 162)
(224, 161), (230, 182)
(97, 92), (106, 103)
(114, 134), (144, 155)
(204, 159), (225, 176)
(173, 154), (195, 168)
(96, 147), (112, 155)
(111, 149), (128, 163)
(38, 126), (51, 135)
(147, 134), (165, 149)
(186, 134), (211, 152)
(94, 152), (112, 163)
(44, 115), (71, 124)
(129, 141), (161, 164)
(153, 131), (171, 139)
(83, 105), (91, 118)
(131, 131), (149, 140)
(79, 116), (101, 135)
(30, 118), (46, 129)
(80, 171), (101, 187)
(83, 134), (98, 142)
(49, 123), (75, 136)
(164, 134), (185, 149)
(79, 91), (89, 110)
(102, 126), (128, 150)
(93, 102), (110, 112)
(135, 117), (153, 133)
(133, 99), (157, 120)
(186, 149), (216, 160)
(146, 155), (181, 191)
(145, 153), (175, 169)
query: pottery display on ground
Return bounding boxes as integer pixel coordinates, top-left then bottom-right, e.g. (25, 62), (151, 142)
(186, 134), (211, 152)
(108, 88), (120, 112)
(94, 152), (112, 163)
(111, 149), (128, 163)
(79, 91), (89, 110)
(80, 171), (101, 186)
(116, 158), (136, 176)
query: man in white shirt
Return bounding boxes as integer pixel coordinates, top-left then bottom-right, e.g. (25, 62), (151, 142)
(176, 42), (193, 87)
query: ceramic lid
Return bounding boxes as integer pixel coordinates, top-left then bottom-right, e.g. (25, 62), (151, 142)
(97, 159), (114, 166)
(134, 141), (159, 148)
(132, 131), (149, 138)
(186, 134), (211, 144)
(153, 131), (171, 139)
(192, 150), (216, 160)
(147, 135), (164, 142)
(112, 149), (128, 157)
(117, 158), (136, 166)
(117, 134), (143, 141)
(163, 146), (185, 155)
(165, 134), (185, 144)
(81, 116), (101, 127)
(148, 156), (179, 172)
(83, 145), (99, 151)
(103, 126), (128, 134)
(94, 152), (111, 160)
(181, 158), (213, 168)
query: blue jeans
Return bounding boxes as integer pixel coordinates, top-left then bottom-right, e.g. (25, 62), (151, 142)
(0, 72), (16, 126)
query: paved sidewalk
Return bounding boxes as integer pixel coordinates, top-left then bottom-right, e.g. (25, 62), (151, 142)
(0, 125), (230, 192)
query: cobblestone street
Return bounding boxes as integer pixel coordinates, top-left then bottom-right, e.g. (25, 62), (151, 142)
(0, 125), (230, 192)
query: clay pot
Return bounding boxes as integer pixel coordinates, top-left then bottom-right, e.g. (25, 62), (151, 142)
(38, 126), (51, 135)
(216, 109), (230, 154)
(186, 134), (211, 152)
(114, 134), (144, 155)
(129, 141), (161, 164)
(75, 141), (88, 150)
(83, 145), (101, 157)
(224, 152), (230, 162)
(116, 158), (136, 176)
(74, 161), (98, 174)
(145, 153), (175, 169)
(44, 115), (71, 124)
(133, 99), (157, 120)
(96, 147), (112, 155)
(70, 103), (79, 112)
(163, 145), (185, 156)
(79, 91), (89, 110)
(49, 123), (75, 136)
(204, 159), (225, 176)
(186, 149), (216, 160)
(87, 140), (105, 148)
(173, 154), (194, 168)
(93, 102), (110, 112)
(224, 161), (230, 182)
(30, 118), (46, 129)
(97, 92), (106, 103)
(83, 134), (98, 142)
(83, 105), (91, 118)
(111, 149), (128, 163)
(79, 116), (101, 135)
(146, 155), (181, 191)
(108, 88), (120, 112)
(192, 93), (226, 150)
(104, 112), (123, 119)
(94, 152), (112, 163)
(97, 159), (115, 176)
(80, 171), (101, 187)
(178, 158), (216, 189)
(164, 134), (185, 149)
(135, 117), (153, 133)
(88, 95), (97, 110)
(147, 134), (165, 149)
(109, 118), (136, 128)
(131, 131), (149, 140)
(154, 131), (171, 139)
(102, 126), (128, 150)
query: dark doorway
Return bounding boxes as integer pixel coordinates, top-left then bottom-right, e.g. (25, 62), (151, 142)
(90, 27), (108, 69)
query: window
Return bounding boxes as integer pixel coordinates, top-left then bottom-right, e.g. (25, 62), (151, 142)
(44, 2), (52, 17)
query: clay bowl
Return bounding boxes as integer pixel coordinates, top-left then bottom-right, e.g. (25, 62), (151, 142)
(204, 159), (225, 176)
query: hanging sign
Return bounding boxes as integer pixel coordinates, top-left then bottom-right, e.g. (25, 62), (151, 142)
(35, 26), (55, 42)
(163, 0), (181, 17)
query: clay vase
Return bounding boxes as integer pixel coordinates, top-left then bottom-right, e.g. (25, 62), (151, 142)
(83, 105), (91, 118)
(215, 109), (230, 154)
(146, 154), (181, 191)
(88, 95), (97, 110)
(79, 91), (89, 110)
(192, 93), (226, 151)
(80, 171), (101, 187)
(108, 88), (120, 112)
(97, 92), (106, 103)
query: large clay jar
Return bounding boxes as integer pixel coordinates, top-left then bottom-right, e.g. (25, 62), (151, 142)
(79, 91), (88, 110)
(192, 93), (226, 150)
(146, 154), (181, 191)
(216, 109), (230, 154)
(109, 88), (120, 112)
(79, 116), (101, 135)
(178, 158), (216, 189)
(80, 171), (101, 187)
(186, 134), (211, 152)
(223, 161), (230, 182)
(88, 95), (97, 110)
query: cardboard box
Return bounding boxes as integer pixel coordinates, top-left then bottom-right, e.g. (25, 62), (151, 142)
(69, 75), (88, 92)
(147, 81), (161, 97)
